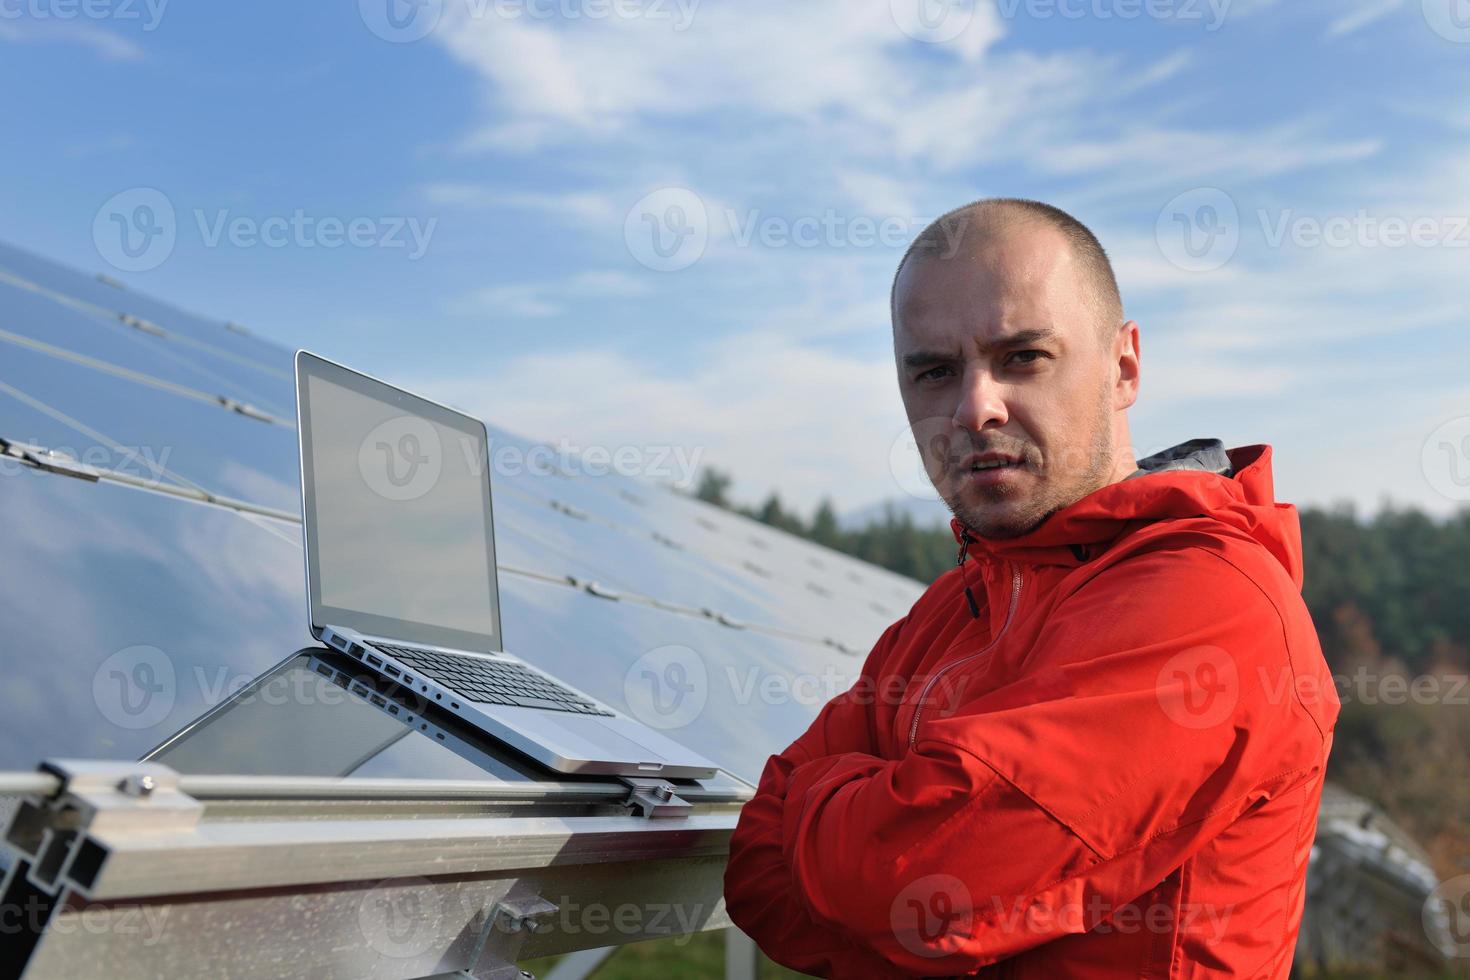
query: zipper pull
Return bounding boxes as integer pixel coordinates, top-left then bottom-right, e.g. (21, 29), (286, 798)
(957, 529), (980, 620)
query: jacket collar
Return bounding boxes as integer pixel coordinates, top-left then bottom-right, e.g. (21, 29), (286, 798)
(948, 439), (1300, 585)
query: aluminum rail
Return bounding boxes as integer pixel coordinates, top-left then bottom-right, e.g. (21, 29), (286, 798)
(0, 771), (751, 806)
(1, 759), (749, 980)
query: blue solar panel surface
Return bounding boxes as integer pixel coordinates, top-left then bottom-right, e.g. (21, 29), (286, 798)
(0, 244), (925, 785)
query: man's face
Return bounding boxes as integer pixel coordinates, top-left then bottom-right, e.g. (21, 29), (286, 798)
(892, 222), (1138, 539)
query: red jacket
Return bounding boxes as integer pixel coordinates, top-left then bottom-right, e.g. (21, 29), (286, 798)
(724, 442), (1339, 978)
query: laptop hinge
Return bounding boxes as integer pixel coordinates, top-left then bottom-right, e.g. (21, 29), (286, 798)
(618, 777), (692, 819)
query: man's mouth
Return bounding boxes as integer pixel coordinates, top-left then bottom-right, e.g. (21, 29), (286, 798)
(960, 452), (1026, 473)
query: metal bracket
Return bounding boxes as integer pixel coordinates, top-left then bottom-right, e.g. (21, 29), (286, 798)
(460, 890), (559, 980)
(0, 438), (102, 483)
(619, 777), (693, 819)
(118, 313), (167, 337)
(3, 760), (201, 898)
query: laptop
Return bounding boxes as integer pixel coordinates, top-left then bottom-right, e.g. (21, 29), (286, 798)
(295, 350), (719, 779)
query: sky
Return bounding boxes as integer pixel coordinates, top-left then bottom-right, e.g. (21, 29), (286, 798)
(3, 0), (1469, 524)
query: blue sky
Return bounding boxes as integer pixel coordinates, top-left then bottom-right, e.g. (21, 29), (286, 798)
(4, 0), (1469, 522)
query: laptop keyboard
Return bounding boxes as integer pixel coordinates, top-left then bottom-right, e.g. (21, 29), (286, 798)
(372, 644), (615, 716)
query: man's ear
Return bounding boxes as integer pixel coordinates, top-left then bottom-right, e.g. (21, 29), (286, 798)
(1114, 320), (1141, 410)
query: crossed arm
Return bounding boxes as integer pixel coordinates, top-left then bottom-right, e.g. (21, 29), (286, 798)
(723, 549), (1324, 977)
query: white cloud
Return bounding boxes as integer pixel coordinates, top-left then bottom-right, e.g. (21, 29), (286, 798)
(1326, 0), (1406, 38)
(0, 19), (144, 60)
(449, 269), (650, 318)
(415, 331), (907, 513)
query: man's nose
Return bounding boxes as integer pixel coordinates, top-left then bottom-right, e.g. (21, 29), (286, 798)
(952, 367), (1008, 432)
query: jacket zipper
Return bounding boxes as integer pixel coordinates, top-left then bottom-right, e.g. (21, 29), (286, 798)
(907, 563), (1024, 749)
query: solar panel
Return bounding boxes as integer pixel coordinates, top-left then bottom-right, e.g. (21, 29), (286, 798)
(0, 241), (924, 787)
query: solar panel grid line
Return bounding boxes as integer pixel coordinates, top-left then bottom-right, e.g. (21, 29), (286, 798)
(0, 326), (293, 428)
(3, 242), (916, 665)
(0, 432), (874, 656)
(2, 340), (905, 646)
(497, 477), (922, 626)
(9, 250), (921, 615)
(5, 290), (911, 620)
(0, 372), (292, 500)
(0, 391), (883, 652)
(0, 267), (297, 417)
(0, 265), (291, 383)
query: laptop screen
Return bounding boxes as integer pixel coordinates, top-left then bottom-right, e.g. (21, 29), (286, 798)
(296, 352), (502, 653)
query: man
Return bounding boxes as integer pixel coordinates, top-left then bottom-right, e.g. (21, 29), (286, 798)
(723, 198), (1339, 978)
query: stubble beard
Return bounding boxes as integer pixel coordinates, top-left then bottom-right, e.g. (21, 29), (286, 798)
(941, 389), (1117, 541)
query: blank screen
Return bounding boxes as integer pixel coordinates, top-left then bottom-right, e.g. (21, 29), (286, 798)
(306, 372), (500, 643)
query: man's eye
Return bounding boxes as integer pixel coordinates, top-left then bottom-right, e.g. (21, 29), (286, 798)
(915, 366), (953, 382)
(1009, 350), (1046, 366)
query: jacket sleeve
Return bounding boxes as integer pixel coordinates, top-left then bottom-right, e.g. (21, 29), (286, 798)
(724, 615), (920, 978)
(732, 546), (1337, 977)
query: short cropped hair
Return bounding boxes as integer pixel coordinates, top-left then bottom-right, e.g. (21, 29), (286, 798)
(891, 197), (1125, 346)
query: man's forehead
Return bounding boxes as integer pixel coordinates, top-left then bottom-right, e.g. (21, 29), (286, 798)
(893, 227), (1084, 341)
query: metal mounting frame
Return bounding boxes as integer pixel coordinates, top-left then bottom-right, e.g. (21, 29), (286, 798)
(0, 760), (749, 979)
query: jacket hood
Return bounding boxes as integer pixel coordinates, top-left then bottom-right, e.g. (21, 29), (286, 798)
(949, 439), (1304, 588)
